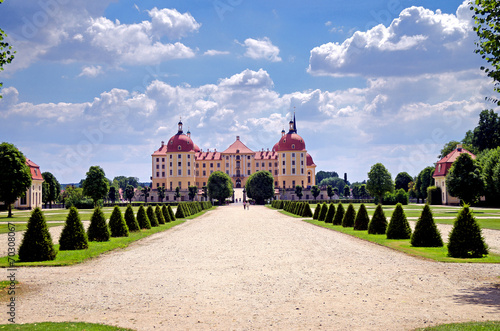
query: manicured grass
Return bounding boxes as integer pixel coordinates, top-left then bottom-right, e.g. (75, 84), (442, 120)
(0, 322), (134, 330)
(414, 321), (500, 330)
(304, 219), (500, 263)
(0, 222), (64, 234)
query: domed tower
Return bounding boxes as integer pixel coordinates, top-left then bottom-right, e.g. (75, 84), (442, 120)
(152, 120), (197, 197)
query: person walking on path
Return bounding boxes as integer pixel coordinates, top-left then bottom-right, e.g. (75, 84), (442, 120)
(243, 201), (246, 210)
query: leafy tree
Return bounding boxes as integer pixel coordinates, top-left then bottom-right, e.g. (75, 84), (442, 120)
(137, 205), (151, 229)
(325, 203), (335, 223)
(478, 147), (500, 204)
(295, 185), (303, 200)
(18, 208), (57, 262)
(319, 177), (346, 194)
(359, 184), (368, 199)
(113, 176), (139, 190)
(109, 206), (129, 237)
(125, 185), (135, 203)
(142, 186), (151, 203)
(368, 204), (387, 234)
(318, 203), (328, 222)
(63, 185), (86, 208)
(472, 109), (500, 150)
(366, 163), (394, 203)
(202, 186), (208, 200)
(155, 205), (166, 224)
(386, 203), (412, 239)
(174, 187), (181, 200)
(446, 153), (484, 205)
(147, 205), (159, 227)
(42, 172), (60, 208)
(411, 204), (443, 247)
(87, 207), (110, 242)
(343, 185), (350, 198)
(311, 185), (320, 200)
(82, 166), (109, 207)
(326, 185), (334, 199)
(332, 203), (345, 226)
(472, 0), (500, 104)
(162, 205), (171, 222)
(188, 186), (198, 201)
(351, 184), (360, 199)
(157, 186), (166, 202)
(353, 204), (370, 230)
(316, 171), (339, 184)
(394, 172), (413, 191)
(415, 166), (435, 203)
(59, 207), (89, 250)
(448, 205), (488, 258)
(0, 142), (32, 217)
(125, 204), (140, 231)
(208, 171), (234, 205)
(245, 171), (274, 205)
(341, 203), (356, 227)
(108, 186), (119, 203)
(0, 0), (15, 99)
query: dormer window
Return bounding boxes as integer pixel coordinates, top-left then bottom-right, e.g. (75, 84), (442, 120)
(292, 144), (295, 149)
(178, 145), (182, 150)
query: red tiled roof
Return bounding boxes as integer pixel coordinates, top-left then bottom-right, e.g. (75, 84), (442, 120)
(433, 147), (475, 177)
(306, 153), (316, 167)
(26, 159), (43, 181)
(222, 137), (254, 154)
(195, 151), (222, 161)
(254, 150), (278, 160)
(273, 133), (306, 152)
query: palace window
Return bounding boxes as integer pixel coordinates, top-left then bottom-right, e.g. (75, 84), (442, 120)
(187, 162), (190, 167)
(217, 163), (220, 168)
(178, 154), (181, 158)
(178, 162), (181, 167)
(156, 164), (159, 169)
(282, 161), (285, 166)
(162, 172), (165, 177)
(188, 181), (190, 186)
(256, 163), (259, 167)
(162, 158), (165, 162)
(203, 171), (206, 176)
(275, 170), (278, 175)
(187, 155), (190, 159)
(178, 182), (182, 189)
(226, 170), (229, 175)
(292, 153), (295, 157)
(292, 180), (295, 187)
(301, 168), (304, 174)
(226, 163), (229, 168)
(156, 172), (159, 177)
(269, 162), (272, 168)
(203, 163), (206, 168)
(170, 155), (173, 159)
(247, 170), (251, 175)
(156, 183), (159, 188)
(162, 165), (165, 169)
(247, 162), (251, 167)
(170, 170), (173, 176)
(210, 163), (213, 168)
(292, 160), (295, 166)
(282, 168), (286, 175)
(187, 170), (191, 176)
(178, 169), (182, 175)
(275, 162), (278, 167)
(170, 162), (172, 167)
(247, 156), (251, 159)
(156, 158), (159, 162)
(292, 168), (295, 174)
(261, 162), (265, 167)
(178, 145), (182, 150)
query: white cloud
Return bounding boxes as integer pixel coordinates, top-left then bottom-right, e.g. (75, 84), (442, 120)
(203, 49), (230, 56)
(78, 65), (103, 78)
(308, 1), (478, 77)
(241, 37), (282, 62)
(147, 7), (201, 40)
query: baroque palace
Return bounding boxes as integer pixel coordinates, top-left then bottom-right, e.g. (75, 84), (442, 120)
(150, 116), (316, 201)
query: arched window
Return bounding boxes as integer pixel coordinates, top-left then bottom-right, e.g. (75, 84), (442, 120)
(292, 144), (295, 149)
(178, 145), (182, 150)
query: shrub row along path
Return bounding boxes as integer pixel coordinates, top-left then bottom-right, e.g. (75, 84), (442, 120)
(12, 205), (500, 330)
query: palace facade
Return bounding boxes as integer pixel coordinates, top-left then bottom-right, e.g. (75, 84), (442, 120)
(150, 116), (316, 201)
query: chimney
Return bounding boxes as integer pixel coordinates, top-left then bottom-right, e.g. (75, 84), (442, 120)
(236, 136), (240, 140)
(161, 141), (164, 147)
(457, 143), (463, 151)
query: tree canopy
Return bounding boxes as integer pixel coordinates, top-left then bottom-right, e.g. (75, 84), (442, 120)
(446, 153), (484, 205)
(415, 166), (435, 202)
(188, 185), (198, 201)
(0, 142), (32, 217)
(315, 171), (338, 184)
(394, 172), (413, 191)
(0, 0), (15, 99)
(207, 171), (233, 204)
(42, 172), (60, 208)
(82, 166), (109, 206)
(366, 163), (394, 202)
(245, 170), (274, 204)
(319, 176), (346, 193)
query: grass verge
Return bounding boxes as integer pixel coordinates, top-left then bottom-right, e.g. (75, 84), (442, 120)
(0, 322), (134, 330)
(414, 321), (500, 330)
(303, 219), (500, 263)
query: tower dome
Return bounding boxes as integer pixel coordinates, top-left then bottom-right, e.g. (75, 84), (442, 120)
(166, 120), (197, 152)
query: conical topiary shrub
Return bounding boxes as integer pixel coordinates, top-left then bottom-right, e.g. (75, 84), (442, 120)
(448, 205), (488, 258)
(318, 203), (328, 222)
(342, 203), (356, 227)
(109, 206), (129, 237)
(18, 208), (57, 262)
(386, 203), (412, 239)
(125, 204), (140, 231)
(87, 207), (110, 242)
(411, 204), (443, 247)
(302, 203), (313, 217)
(147, 205), (159, 227)
(368, 204), (387, 235)
(312, 204), (320, 220)
(353, 203), (370, 231)
(325, 204), (335, 223)
(155, 205), (166, 225)
(175, 203), (186, 218)
(59, 207), (89, 250)
(333, 203), (345, 225)
(162, 205), (171, 222)
(137, 205), (151, 229)
(168, 205), (176, 221)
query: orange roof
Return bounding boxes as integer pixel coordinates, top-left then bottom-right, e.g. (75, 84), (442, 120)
(195, 151), (222, 161)
(254, 150), (278, 160)
(433, 145), (475, 177)
(306, 153), (316, 167)
(222, 136), (254, 154)
(26, 159), (43, 181)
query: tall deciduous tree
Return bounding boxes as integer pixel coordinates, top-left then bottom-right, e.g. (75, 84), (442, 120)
(294, 185), (303, 200)
(0, 142), (32, 217)
(311, 185), (320, 200)
(82, 166), (109, 207)
(208, 171), (233, 205)
(446, 153), (484, 205)
(157, 186), (166, 202)
(416, 166), (435, 203)
(315, 171), (339, 184)
(394, 172), (413, 191)
(108, 186), (118, 203)
(125, 185), (135, 203)
(326, 185), (334, 199)
(472, 0), (500, 104)
(366, 163), (394, 203)
(0, 0), (15, 99)
(472, 109), (500, 151)
(188, 186), (198, 201)
(245, 170), (274, 205)
(42, 172), (60, 208)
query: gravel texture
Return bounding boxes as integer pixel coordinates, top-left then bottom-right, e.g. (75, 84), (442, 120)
(5, 205), (500, 330)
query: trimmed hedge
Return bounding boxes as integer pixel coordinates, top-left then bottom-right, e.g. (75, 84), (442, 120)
(109, 206), (129, 237)
(147, 205), (159, 227)
(59, 207), (89, 251)
(341, 203), (356, 227)
(386, 203), (412, 239)
(155, 205), (166, 225)
(18, 208), (57, 262)
(332, 203), (345, 226)
(448, 205), (488, 258)
(368, 204), (387, 235)
(325, 203), (335, 223)
(353, 203), (370, 230)
(318, 203), (328, 222)
(125, 204), (140, 232)
(87, 207), (111, 242)
(427, 186), (442, 205)
(411, 204), (443, 247)
(137, 205), (151, 229)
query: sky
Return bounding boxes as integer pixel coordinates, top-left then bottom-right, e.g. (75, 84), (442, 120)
(0, 0), (497, 184)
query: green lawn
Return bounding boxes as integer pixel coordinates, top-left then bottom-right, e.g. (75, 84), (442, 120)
(414, 321), (500, 330)
(0, 322), (134, 330)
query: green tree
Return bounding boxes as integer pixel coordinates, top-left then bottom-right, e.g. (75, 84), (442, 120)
(0, 142), (32, 217)
(18, 208), (57, 262)
(416, 166), (435, 203)
(325, 203), (335, 223)
(107, 186), (118, 203)
(472, 0), (500, 104)
(411, 204), (443, 247)
(207, 171), (233, 205)
(155, 205), (166, 225)
(42, 172), (60, 209)
(318, 203), (328, 222)
(316, 171), (339, 184)
(353, 203), (370, 231)
(109, 206), (129, 237)
(478, 147), (500, 204)
(341, 203), (356, 227)
(312, 204), (320, 219)
(188, 186), (198, 201)
(366, 163), (394, 203)
(448, 205), (488, 258)
(326, 185), (334, 199)
(162, 205), (171, 222)
(295, 185), (303, 200)
(59, 207), (89, 250)
(113, 176), (139, 190)
(472, 109), (500, 150)
(125, 204), (140, 231)
(332, 203), (345, 226)
(359, 184), (368, 199)
(82, 166), (109, 207)
(311, 185), (320, 200)
(168, 205), (176, 221)
(0, 0), (15, 98)
(394, 172), (413, 191)
(202, 186), (208, 200)
(87, 207), (110, 242)
(302, 203), (313, 217)
(125, 185), (135, 203)
(343, 185), (350, 198)
(245, 171), (274, 205)
(368, 204), (387, 234)
(137, 205), (151, 229)
(147, 205), (159, 227)
(157, 186), (166, 202)
(142, 186), (151, 203)
(319, 177), (346, 194)
(386, 203), (412, 239)
(446, 153), (484, 205)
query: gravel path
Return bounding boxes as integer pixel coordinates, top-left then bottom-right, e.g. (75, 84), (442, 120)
(6, 205), (500, 330)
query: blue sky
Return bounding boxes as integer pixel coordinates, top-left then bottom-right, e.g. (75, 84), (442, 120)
(0, 0), (495, 184)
